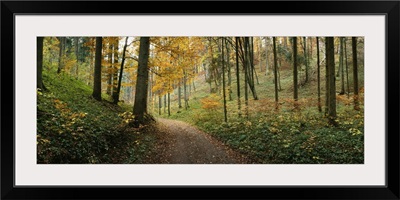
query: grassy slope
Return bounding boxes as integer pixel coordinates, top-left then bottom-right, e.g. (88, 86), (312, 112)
(152, 58), (365, 164)
(37, 71), (155, 164)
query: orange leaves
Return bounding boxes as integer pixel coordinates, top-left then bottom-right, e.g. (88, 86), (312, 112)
(201, 94), (222, 110)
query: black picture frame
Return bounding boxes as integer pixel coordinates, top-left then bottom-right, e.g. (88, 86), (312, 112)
(1, 1), (399, 199)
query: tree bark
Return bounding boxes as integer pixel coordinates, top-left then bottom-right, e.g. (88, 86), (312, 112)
(113, 37), (128, 104)
(37, 37), (44, 90)
(326, 37), (337, 125)
(222, 38), (228, 122)
(57, 37), (64, 74)
(92, 37), (102, 101)
(339, 37), (345, 95)
(235, 37), (241, 117)
(133, 37), (150, 124)
(273, 37), (279, 110)
(352, 37), (359, 110)
(293, 37), (298, 102)
(316, 37), (322, 112)
(344, 37), (350, 98)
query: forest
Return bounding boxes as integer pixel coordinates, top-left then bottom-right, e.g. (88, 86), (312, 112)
(37, 36), (364, 164)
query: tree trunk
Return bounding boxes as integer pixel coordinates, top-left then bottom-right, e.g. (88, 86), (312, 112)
(265, 37), (269, 75)
(168, 92), (171, 116)
(74, 37), (79, 78)
(113, 37), (128, 104)
(344, 37), (350, 98)
(303, 37), (309, 83)
(352, 37), (359, 110)
(235, 37), (241, 117)
(112, 38), (119, 99)
(243, 38), (249, 117)
(222, 38), (228, 122)
(57, 37), (64, 74)
(183, 71), (189, 110)
(316, 37), (322, 112)
(339, 37), (345, 95)
(293, 37), (298, 102)
(326, 37), (337, 125)
(37, 37), (44, 90)
(178, 80), (182, 108)
(158, 94), (162, 115)
(273, 37), (279, 110)
(92, 37), (102, 101)
(106, 40), (113, 96)
(133, 37), (150, 125)
(164, 94), (167, 114)
(226, 38), (232, 101)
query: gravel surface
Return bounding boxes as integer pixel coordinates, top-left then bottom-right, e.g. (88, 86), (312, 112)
(144, 118), (251, 164)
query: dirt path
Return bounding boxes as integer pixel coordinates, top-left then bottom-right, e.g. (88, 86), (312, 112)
(144, 118), (251, 164)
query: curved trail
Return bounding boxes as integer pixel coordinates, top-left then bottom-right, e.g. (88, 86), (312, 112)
(145, 118), (250, 164)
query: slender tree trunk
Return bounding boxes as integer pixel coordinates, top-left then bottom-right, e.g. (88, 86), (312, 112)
(183, 71), (189, 110)
(325, 37), (330, 115)
(57, 37), (64, 74)
(178, 79), (182, 108)
(344, 37), (350, 98)
(303, 37), (309, 83)
(132, 37), (150, 125)
(265, 37), (269, 75)
(37, 37), (44, 90)
(316, 37), (322, 112)
(112, 38), (119, 99)
(158, 94), (162, 115)
(244, 38), (249, 117)
(352, 37), (359, 110)
(113, 37), (128, 104)
(168, 92), (171, 116)
(326, 37), (337, 125)
(293, 37), (298, 103)
(164, 94), (166, 114)
(106, 41), (113, 96)
(226, 39), (232, 101)
(273, 37), (279, 110)
(221, 38), (228, 122)
(74, 37), (79, 78)
(92, 37), (102, 101)
(339, 37), (345, 95)
(235, 37), (242, 117)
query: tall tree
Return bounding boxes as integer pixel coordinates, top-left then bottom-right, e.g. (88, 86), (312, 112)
(92, 37), (102, 101)
(273, 37), (279, 110)
(352, 37), (360, 110)
(74, 37), (79, 78)
(339, 37), (345, 95)
(235, 37), (241, 117)
(113, 37), (129, 104)
(344, 37), (350, 98)
(57, 37), (65, 74)
(221, 38), (228, 122)
(292, 37), (298, 103)
(303, 37), (309, 83)
(133, 37), (151, 124)
(37, 37), (44, 90)
(326, 37), (337, 125)
(316, 37), (322, 112)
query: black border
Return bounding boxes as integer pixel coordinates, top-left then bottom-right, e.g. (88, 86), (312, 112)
(1, 1), (399, 199)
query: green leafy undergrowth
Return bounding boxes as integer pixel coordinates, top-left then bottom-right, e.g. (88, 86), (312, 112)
(37, 72), (155, 164)
(199, 108), (364, 164)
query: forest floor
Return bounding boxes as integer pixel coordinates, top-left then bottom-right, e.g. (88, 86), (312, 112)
(143, 118), (254, 164)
